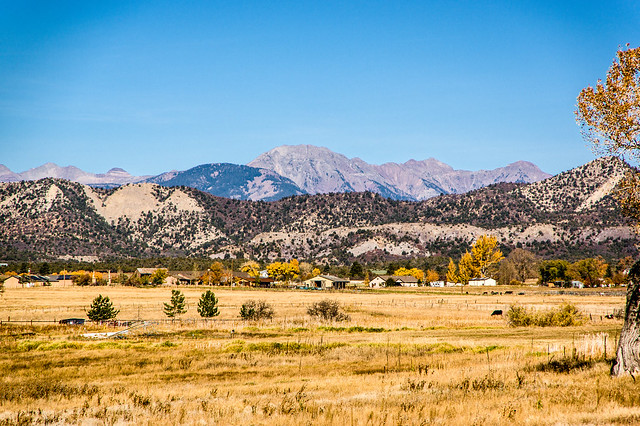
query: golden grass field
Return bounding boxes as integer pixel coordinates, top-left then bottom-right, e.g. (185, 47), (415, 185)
(0, 285), (637, 425)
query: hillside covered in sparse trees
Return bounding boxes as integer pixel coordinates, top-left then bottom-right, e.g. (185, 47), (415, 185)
(0, 157), (636, 263)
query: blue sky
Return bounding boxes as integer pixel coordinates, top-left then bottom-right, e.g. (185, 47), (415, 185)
(1, 1), (639, 176)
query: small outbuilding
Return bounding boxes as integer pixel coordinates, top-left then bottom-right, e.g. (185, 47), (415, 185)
(571, 280), (585, 289)
(0, 275), (21, 289)
(469, 277), (497, 286)
(168, 271), (204, 285)
(303, 275), (349, 290)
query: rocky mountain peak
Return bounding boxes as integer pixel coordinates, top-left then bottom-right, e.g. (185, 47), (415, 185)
(249, 144), (551, 200)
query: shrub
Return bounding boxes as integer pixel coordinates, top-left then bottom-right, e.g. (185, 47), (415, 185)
(307, 299), (350, 322)
(507, 303), (583, 327)
(532, 356), (595, 373)
(506, 305), (531, 326)
(240, 300), (274, 321)
(73, 273), (92, 286)
(87, 295), (119, 322)
(197, 290), (220, 318)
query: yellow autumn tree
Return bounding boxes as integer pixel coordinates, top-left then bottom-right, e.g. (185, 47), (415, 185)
(577, 45), (640, 377)
(446, 259), (458, 284)
(266, 262), (283, 281)
(576, 44), (640, 162)
(266, 260), (300, 284)
(458, 252), (476, 285)
(577, 45), (640, 224)
(240, 261), (261, 285)
(425, 270), (439, 284)
(470, 235), (504, 277)
(393, 267), (425, 283)
(201, 262), (224, 285)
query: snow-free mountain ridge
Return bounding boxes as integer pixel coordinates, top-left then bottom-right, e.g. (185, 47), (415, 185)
(0, 162), (150, 185)
(0, 144), (551, 201)
(145, 163), (305, 201)
(248, 145), (552, 200)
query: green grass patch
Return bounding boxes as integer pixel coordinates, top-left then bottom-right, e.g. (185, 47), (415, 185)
(223, 340), (347, 355)
(473, 345), (503, 353)
(17, 341), (84, 351)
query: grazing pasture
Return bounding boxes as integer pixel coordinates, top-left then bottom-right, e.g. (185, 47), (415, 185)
(0, 286), (636, 425)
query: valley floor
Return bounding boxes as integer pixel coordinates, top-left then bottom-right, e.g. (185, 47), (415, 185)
(0, 286), (636, 425)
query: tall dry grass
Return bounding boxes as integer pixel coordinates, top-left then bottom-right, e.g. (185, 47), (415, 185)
(0, 285), (633, 424)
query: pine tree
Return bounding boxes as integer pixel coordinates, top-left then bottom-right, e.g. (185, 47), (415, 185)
(164, 289), (187, 318)
(87, 294), (119, 322)
(197, 290), (220, 318)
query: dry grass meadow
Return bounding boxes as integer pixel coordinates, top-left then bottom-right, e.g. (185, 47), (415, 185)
(0, 285), (638, 425)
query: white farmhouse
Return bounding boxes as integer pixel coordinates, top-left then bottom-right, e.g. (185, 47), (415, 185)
(369, 275), (419, 288)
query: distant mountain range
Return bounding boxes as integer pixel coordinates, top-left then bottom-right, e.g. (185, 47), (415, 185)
(0, 145), (551, 201)
(0, 156), (635, 262)
(249, 145), (551, 199)
(0, 163), (150, 186)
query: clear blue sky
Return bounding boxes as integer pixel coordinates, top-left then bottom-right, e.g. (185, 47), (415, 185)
(1, 1), (639, 176)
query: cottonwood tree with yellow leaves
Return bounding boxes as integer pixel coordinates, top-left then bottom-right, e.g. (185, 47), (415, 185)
(201, 262), (224, 285)
(457, 252), (475, 287)
(240, 261), (261, 285)
(470, 235), (504, 277)
(424, 270), (440, 285)
(393, 267), (425, 283)
(266, 259), (300, 285)
(446, 258), (459, 285)
(576, 44), (640, 377)
(447, 235), (504, 290)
